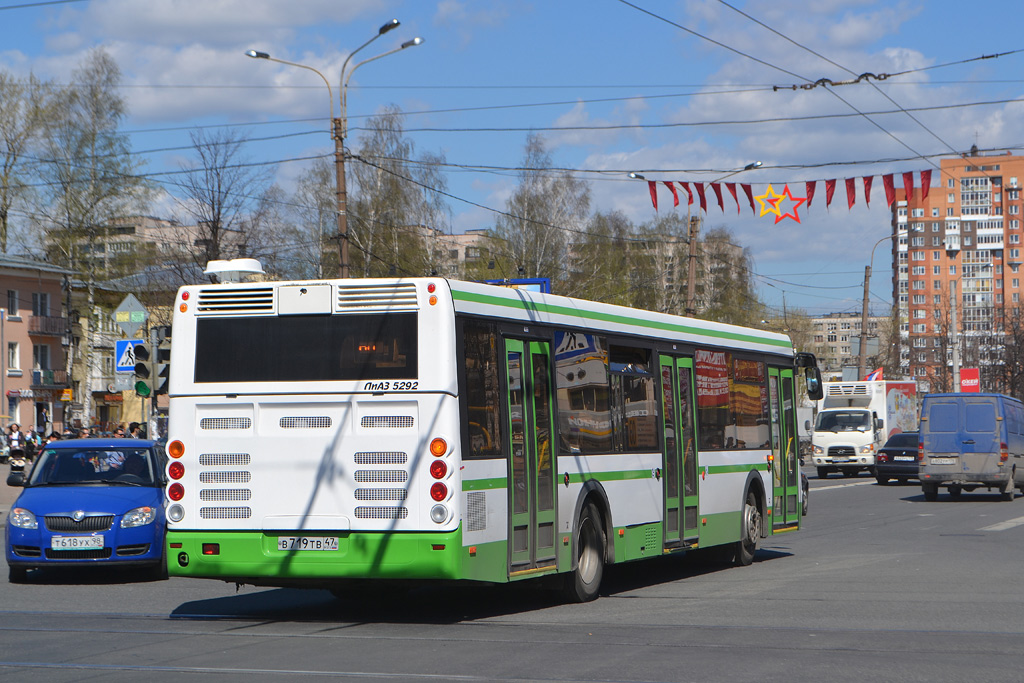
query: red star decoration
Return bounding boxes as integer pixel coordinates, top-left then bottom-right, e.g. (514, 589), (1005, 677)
(774, 184), (807, 224)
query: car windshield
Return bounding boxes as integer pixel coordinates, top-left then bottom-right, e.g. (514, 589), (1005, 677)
(27, 447), (157, 486)
(884, 433), (919, 448)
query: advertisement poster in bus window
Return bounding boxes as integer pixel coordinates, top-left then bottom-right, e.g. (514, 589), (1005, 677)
(695, 349), (729, 408)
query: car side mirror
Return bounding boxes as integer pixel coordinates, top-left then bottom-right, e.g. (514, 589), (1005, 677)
(804, 419), (811, 431)
(6, 471), (26, 487)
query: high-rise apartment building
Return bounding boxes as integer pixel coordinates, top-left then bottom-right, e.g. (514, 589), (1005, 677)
(892, 150), (1024, 391)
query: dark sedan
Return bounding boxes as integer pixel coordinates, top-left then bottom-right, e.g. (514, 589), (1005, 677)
(5, 438), (167, 582)
(875, 432), (919, 485)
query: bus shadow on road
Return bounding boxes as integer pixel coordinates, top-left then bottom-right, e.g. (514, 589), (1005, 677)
(169, 549), (792, 623)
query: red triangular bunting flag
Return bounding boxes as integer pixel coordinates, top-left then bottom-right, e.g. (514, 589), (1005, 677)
(825, 179), (836, 209)
(863, 176), (873, 207)
(710, 183), (724, 212)
(725, 182), (740, 214)
(805, 181), (816, 208)
(741, 184), (755, 213)
(902, 171), (914, 201)
(678, 181), (693, 206)
(663, 181), (679, 207)
(921, 169), (932, 201)
(883, 174), (895, 206)
(845, 178), (856, 209)
(695, 183), (708, 213)
(647, 180), (658, 211)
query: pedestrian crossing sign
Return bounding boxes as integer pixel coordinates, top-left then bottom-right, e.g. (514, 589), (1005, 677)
(115, 339), (144, 373)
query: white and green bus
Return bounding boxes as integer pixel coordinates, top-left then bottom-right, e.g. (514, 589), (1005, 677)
(163, 268), (822, 601)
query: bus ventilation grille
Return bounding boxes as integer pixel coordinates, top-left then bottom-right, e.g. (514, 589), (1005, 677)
(354, 451), (408, 465)
(337, 283), (419, 312)
(196, 287), (274, 314)
(361, 416), (414, 429)
(199, 453), (251, 466)
(467, 492), (486, 531)
(354, 488), (408, 502)
(200, 417), (252, 430)
(200, 471), (252, 484)
(279, 416), (331, 429)
(354, 506), (409, 519)
(200, 489), (253, 502)
(354, 470), (408, 483)
(200, 507), (252, 519)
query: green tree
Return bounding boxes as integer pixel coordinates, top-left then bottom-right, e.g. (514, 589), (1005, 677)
(698, 226), (765, 326)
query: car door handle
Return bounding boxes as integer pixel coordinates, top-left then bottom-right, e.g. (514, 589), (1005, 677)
(962, 440), (975, 445)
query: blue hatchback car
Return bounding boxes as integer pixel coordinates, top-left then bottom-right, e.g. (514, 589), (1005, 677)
(5, 438), (167, 582)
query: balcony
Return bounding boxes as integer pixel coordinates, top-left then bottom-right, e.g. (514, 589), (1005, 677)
(29, 315), (68, 337)
(32, 369), (68, 389)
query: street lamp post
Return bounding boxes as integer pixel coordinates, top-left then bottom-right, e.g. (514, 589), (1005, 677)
(246, 19), (422, 278)
(858, 232), (900, 378)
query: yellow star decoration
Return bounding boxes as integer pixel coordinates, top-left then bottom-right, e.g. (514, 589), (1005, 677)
(755, 184), (783, 218)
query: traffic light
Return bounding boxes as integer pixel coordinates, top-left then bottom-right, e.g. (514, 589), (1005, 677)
(133, 343), (152, 397)
(154, 340), (171, 395)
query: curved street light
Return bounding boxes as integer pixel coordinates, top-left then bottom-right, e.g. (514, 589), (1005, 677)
(246, 20), (423, 278)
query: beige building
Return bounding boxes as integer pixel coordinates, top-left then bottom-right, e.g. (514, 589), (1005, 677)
(809, 311), (886, 379)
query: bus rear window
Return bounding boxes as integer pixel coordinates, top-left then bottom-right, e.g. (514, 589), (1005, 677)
(194, 313), (417, 383)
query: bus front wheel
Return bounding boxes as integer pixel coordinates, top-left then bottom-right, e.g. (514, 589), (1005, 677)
(563, 502), (605, 603)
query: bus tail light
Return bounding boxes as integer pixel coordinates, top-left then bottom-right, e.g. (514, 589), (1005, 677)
(430, 438), (447, 456)
(430, 482), (447, 501)
(168, 461), (184, 480)
(167, 504), (185, 522)
(168, 440), (185, 458)
(430, 504), (448, 523)
(430, 459), (447, 479)
(168, 483), (185, 501)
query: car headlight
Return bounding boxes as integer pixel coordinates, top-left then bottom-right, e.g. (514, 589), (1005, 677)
(859, 444), (875, 454)
(121, 506), (156, 528)
(812, 445), (823, 455)
(9, 507), (38, 529)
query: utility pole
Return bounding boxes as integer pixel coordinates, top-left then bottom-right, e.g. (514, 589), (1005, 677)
(858, 263), (872, 378)
(951, 279), (960, 391)
(685, 214), (700, 316)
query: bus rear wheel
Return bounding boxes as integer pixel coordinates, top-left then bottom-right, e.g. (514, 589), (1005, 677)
(563, 502), (604, 603)
(735, 490), (761, 567)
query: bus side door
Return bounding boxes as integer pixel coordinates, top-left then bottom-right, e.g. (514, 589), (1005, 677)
(504, 339), (557, 576)
(659, 355), (700, 547)
(768, 367), (800, 529)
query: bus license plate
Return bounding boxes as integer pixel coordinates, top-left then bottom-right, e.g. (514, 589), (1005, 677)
(51, 535), (103, 550)
(930, 457), (956, 465)
(278, 536), (339, 551)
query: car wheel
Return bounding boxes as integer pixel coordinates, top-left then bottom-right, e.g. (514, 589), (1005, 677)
(817, 467), (829, 479)
(948, 485), (962, 498)
(734, 490), (761, 567)
(562, 501), (604, 603)
(842, 470), (856, 478)
(876, 475), (889, 485)
(923, 484), (938, 502)
(8, 566), (28, 583)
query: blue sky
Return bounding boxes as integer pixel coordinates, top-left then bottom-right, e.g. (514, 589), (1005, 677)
(2, 0), (1023, 317)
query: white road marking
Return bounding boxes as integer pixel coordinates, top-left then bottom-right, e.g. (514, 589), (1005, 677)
(979, 515), (1024, 532)
(812, 480), (876, 492)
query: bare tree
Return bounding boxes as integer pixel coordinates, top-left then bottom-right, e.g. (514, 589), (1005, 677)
(486, 133), (590, 292)
(286, 157), (335, 279)
(0, 70), (52, 253)
(176, 128), (274, 274)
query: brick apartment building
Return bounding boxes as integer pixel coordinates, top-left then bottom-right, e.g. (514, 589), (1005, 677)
(892, 149), (1024, 391)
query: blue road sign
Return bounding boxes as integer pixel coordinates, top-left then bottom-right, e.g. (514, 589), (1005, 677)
(116, 339), (145, 373)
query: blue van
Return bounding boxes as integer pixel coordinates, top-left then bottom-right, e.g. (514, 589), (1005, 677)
(918, 393), (1024, 501)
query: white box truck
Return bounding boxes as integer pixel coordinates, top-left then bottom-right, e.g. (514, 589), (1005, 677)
(809, 380), (918, 478)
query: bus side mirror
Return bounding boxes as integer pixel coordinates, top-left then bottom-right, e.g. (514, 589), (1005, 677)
(804, 419), (811, 431)
(805, 367), (823, 401)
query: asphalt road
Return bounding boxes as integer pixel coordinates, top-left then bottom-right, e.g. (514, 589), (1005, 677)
(3, 469), (1024, 682)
